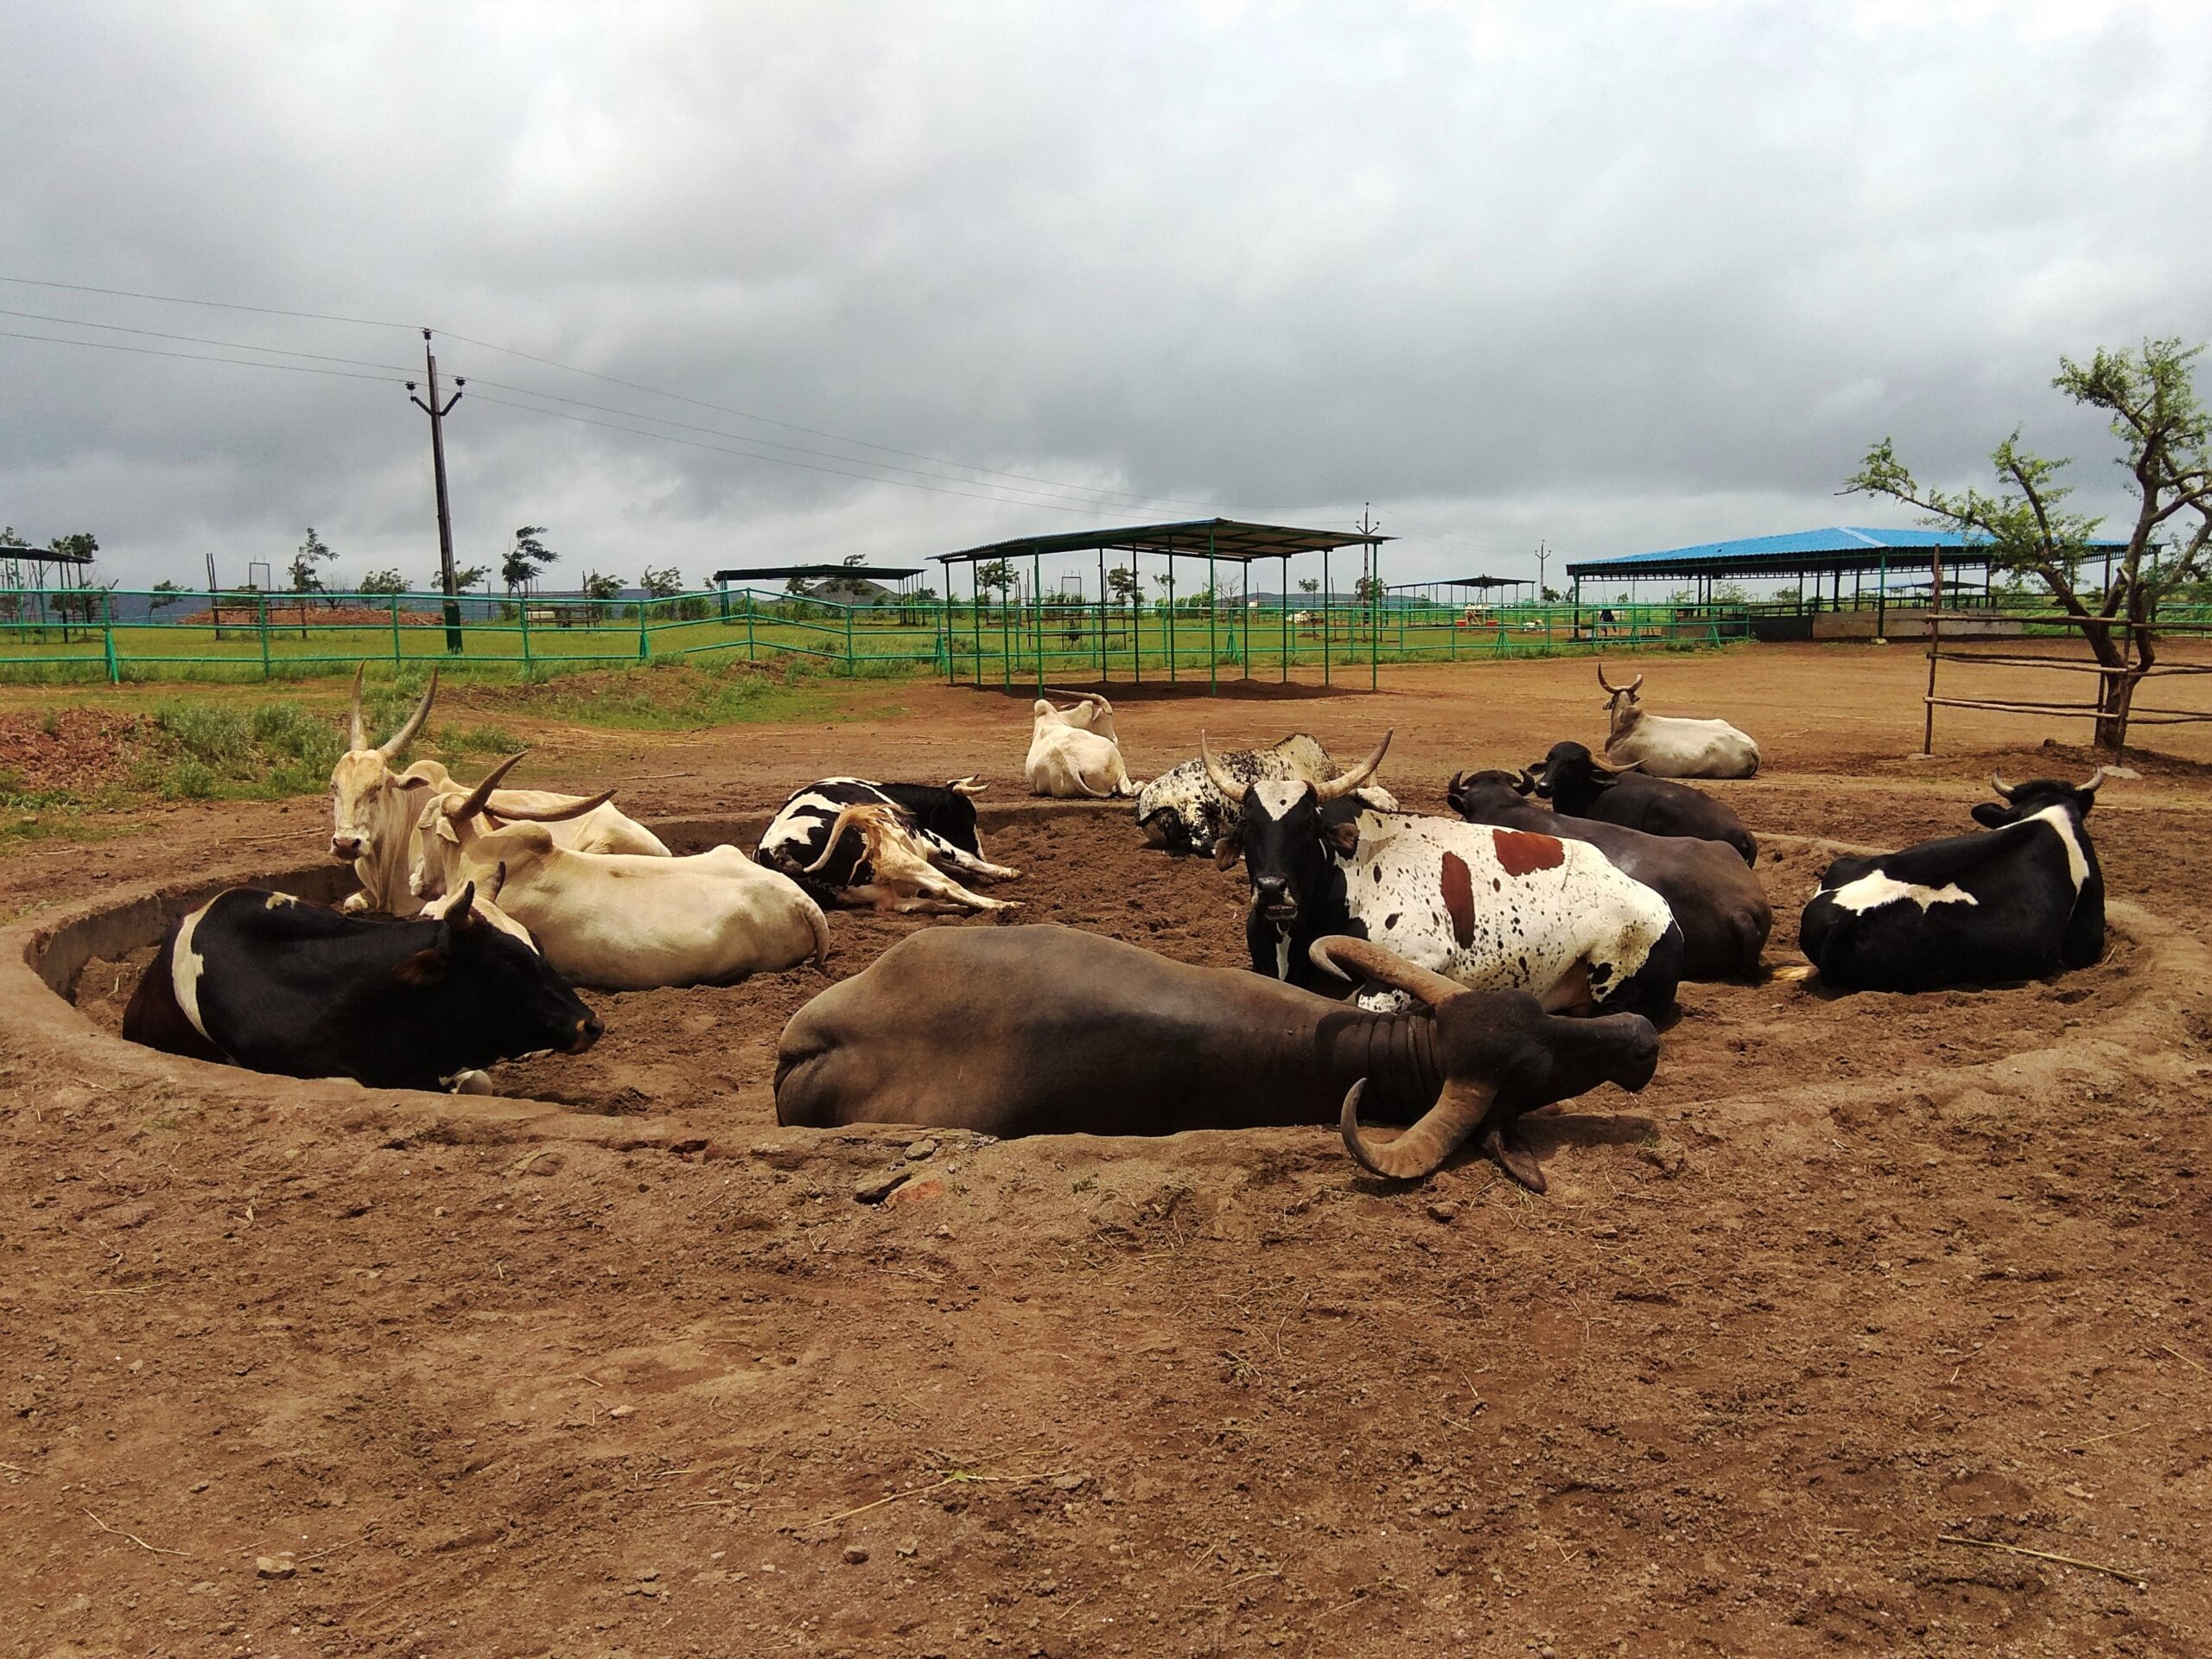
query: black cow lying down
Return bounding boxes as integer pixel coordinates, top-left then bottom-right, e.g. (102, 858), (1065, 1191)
(774, 925), (1659, 1188)
(123, 884), (601, 1090)
(1799, 771), (2106, 993)
(1532, 741), (1758, 866)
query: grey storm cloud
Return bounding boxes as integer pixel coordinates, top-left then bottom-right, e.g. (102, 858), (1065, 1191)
(2, 1), (2208, 590)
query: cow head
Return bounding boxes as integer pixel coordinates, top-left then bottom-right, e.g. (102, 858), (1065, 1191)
(398, 880), (602, 1062)
(1036, 691), (1117, 741)
(1205, 731), (1390, 926)
(930, 777), (988, 855)
(1529, 741), (1637, 816)
(1320, 935), (1659, 1185)
(1598, 665), (1645, 746)
(1971, 768), (2105, 829)
(410, 752), (615, 899)
(328, 665), (441, 862)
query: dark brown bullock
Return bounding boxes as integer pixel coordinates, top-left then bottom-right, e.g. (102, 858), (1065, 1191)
(773, 925), (1658, 1188)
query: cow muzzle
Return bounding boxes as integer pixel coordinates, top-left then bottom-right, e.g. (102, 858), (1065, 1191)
(1251, 878), (1297, 925)
(330, 836), (364, 861)
(565, 1014), (603, 1055)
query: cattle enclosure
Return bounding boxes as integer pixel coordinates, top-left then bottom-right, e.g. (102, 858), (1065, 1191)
(3, 646), (2210, 1657)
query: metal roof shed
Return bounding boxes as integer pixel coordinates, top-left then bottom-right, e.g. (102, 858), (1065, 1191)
(931, 518), (1394, 692)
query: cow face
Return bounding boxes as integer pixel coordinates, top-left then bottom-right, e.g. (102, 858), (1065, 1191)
(930, 779), (985, 855)
(424, 885), (602, 1059)
(1214, 783), (1361, 925)
(1597, 667), (1645, 746)
(327, 667), (439, 862)
(1970, 770), (2104, 830)
(1445, 769), (1535, 822)
(1530, 741), (1618, 814)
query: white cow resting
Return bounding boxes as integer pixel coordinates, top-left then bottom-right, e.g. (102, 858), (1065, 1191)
(419, 756), (830, 990)
(1026, 692), (1139, 798)
(1598, 667), (1760, 779)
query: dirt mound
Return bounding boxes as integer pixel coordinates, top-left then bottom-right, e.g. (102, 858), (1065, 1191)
(0, 707), (148, 791)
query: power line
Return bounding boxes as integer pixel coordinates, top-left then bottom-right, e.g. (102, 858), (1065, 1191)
(0, 305), (414, 374)
(0, 328), (404, 384)
(0, 274), (414, 332)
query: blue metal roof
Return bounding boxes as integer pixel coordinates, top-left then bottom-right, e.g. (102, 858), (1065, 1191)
(1566, 524), (2125, 580)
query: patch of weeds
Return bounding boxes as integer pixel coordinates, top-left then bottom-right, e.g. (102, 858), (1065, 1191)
(506, 659), (839, 730)
(430, 721), (520, 760)
(136, 699), (346, 800)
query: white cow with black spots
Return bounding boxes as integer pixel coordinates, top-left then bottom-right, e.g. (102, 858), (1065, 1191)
(1205, 732), (1682, 1017)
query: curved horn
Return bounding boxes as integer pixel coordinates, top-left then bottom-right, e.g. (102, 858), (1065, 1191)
(1340, 1077), (1497, 1181)
(486, 786), (616, 824)
(1446, 770), (1467, 797)
(1309, 935), (1463, 1010)
(1314, 729), (1393, 802)
(1597, 664), (1619, 694)
(1512, 767), (1538, 796)
(447, 880), (479, 929)
(377, 668), (439, 760)
(1624, 673), (1643, 696)
(449, 751), (529, 823)
(1991, 770), (2019, 802)
(2080, 766), (2107, 794)
(949, 776), (988, 797)
(347, 663), (367, 751)
(1199, 733), (1248, 804)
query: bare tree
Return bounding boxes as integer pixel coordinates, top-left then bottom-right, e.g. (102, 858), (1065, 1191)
(1849, 338), (2212, 750)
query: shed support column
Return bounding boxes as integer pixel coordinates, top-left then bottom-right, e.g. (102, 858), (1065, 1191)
(1207, 530), (1217, 694)
(1097, 549), (1107, 683)
(1033, 550), (1044, 695)
(1167, 556), (1177, 683)
(1322, 548), (1332, 687)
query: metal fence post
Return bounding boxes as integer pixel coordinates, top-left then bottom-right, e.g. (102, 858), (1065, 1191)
(257, 593), (271, 679)
(519, 594), (532, 674)
(102, 592), (118, 683)
(747, 594), (757, 662)
(638, 600), (650, 661)
(845, 601), (855, 677)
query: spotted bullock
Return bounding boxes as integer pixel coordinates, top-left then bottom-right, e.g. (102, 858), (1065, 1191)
(1135, 732), (1395, 855)
(1205, 733), (1682, 1017)
(758, 777), (1014, 908)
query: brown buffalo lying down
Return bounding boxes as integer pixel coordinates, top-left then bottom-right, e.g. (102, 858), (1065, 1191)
(772, 925), (1659, 1188)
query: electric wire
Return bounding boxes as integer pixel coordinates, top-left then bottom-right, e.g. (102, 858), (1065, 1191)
(0, 305), (415, 375)
(0, 328), (406, 384)
(0, 274), (414, 332)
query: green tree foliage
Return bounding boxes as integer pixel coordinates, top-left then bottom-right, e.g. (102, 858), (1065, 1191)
(358, 569), (407, 595)
(639, 565), (684, 600)
(289, 528), (334, 594)
(503, 525), (558, 593)
(149, 579), (184, 611)
(1849, 337), (2212, 748)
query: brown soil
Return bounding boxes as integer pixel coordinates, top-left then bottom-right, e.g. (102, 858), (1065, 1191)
(4, 644), (2212, 1658)
(0, 709), (149, 794)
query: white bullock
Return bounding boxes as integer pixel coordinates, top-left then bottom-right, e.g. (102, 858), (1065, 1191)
(1598, 668), (1760, 779)
(1026, 692), (1138, 798)
(419, 756), (830, 990)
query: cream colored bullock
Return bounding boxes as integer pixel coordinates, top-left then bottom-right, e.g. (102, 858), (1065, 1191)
(1025, 692), (1139, 798)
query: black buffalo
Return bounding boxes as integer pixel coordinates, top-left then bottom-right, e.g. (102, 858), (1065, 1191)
(1799, 772), (2107, 992)
(1531, 741), (1758, 865)
(123, 884), (600, 1089)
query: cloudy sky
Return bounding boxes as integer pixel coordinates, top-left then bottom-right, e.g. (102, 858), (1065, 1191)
(2, 1), (2207, 594)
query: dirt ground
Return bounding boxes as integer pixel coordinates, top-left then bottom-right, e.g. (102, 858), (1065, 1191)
(4, 643), (2212, 1658)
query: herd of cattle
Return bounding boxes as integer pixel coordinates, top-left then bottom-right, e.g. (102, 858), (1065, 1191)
(121, 664), (2111, 1189)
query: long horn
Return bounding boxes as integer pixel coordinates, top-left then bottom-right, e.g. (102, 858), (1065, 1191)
(1991, 770), (2019, 802)
(1596, 664), (1619, 694)
(1199, 733), (1248, 804)
(449, 751), (529, 823)
(2080, 766), (2107, 794)
(486, 786), (616, 823)
(377, 668), (439, 760)
(1341, 1077), (1497, 1181)
(1624, 673), (1643, 696)
(1314, 729), (1392, 802)
(1309, 935), (1462, 1010)
(347, 663), (367, 750)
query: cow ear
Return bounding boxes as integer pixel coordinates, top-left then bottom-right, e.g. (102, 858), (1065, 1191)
(1969, 802), (2010, 829)
(1211, 830), (1243, 870)
(1325, 818), (1362, 854)
(391, 946), (449, 987)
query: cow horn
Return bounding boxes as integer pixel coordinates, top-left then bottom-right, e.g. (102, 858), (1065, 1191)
(450, 752), (529, 823)
(347, 663), (367, 751)
(1624, 673), (1643, 696)
(487, 785), (617, 824)
(448, 880), (479, 929)
(950, 776), (988, 797)
(377, 669), (438, 760)
(1308, 935), (1463, 1010)
(1596, 664), (1619, 694)
(1512, 768), (1538, 796)
(1340, 1076), (1497, 1181)
(1991, 771), (2019, 802)
(486, 861), (508, 903)
(1199, 733), (1248, 804)
(1314, 730), (1392, 802)
(2080, 766), (2107, 794)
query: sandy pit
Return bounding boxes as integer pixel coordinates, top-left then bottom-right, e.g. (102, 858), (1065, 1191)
(4, 645), (2212, 1657)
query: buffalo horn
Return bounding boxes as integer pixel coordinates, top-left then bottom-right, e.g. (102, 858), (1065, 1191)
(376, 668), (439, 760)
(1340, 1076), (1497, 1181)
(347, 663), (367, 751)
(1512, 767), (1538, 795)
(1309, 934), (1462, 1010)
(1199, 733), (1249, 804)
(1314, 729), (1393, 802)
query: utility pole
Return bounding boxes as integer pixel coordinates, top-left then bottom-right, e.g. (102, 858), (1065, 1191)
(1536, 538), (1549, 599)
(406, 330), (466, 652)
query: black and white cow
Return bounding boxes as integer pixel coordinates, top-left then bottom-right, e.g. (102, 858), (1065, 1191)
(1135, 732), (1396, 855)
(757, 777), (1015, 908)
(1205, 733), (1681, 1017)
(121, 884), (601, 1090)
(1798, 771), (2107, 993)
(1532, 741), (1758, 866)
(1446, 769), (1770, 980)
